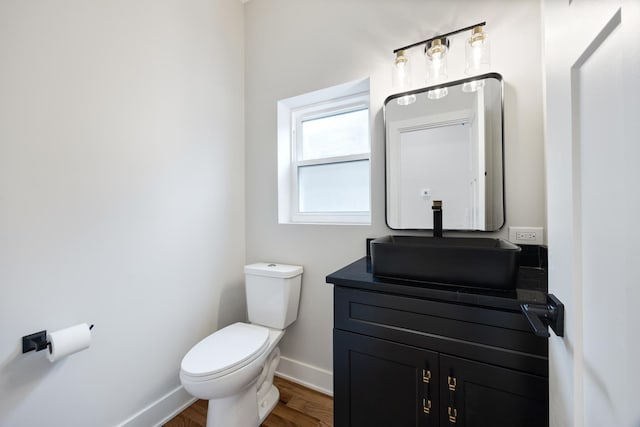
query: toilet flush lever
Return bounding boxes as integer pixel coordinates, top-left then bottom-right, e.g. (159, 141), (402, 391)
(520, 294), (564, 338)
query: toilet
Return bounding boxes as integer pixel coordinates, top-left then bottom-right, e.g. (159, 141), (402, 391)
(180, 262), (303, 427)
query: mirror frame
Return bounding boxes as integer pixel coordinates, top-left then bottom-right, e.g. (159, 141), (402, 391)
(383, 72), (505, 232)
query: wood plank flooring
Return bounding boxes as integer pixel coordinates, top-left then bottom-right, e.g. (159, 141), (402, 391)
(164, 376), (333, 427)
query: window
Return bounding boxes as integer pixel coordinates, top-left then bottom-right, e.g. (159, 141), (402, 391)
(277, 79), (371, 224)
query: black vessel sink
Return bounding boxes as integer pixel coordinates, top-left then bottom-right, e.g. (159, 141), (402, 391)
(370, 235), (521, 290)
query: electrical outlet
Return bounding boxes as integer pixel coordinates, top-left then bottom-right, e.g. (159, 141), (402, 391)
(516, 231), (537, 241)
(508, 226), (544, 245)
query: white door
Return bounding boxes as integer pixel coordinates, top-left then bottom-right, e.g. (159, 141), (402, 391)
(543, 1), (640, 426)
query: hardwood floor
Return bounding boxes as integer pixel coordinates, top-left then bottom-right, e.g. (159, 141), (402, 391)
(164, 376), (333, 427)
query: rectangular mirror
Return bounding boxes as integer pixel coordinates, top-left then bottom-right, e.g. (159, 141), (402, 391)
(384, 73), (504, 231)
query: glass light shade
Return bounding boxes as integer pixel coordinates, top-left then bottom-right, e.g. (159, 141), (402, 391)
(461, 79), (485, 93)
(465, 27), (490, 75)
(396, 94), (417, 106)
(392, 50), (412, 89)
(427, 87), (448, 100)
(426, 38), (448, 85)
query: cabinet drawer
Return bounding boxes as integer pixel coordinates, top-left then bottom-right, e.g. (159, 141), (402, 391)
(334, 287), (548, 376)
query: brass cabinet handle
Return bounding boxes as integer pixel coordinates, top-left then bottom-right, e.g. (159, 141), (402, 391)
(448, 406), (458, 423)
(448, 375), (457, 391)
(422, 398), (432, 414)
(422, 369), (431, 383)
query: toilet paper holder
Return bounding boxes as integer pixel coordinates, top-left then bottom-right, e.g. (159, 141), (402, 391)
(22, 330), (49, 353)
(22, 325), (94, 354)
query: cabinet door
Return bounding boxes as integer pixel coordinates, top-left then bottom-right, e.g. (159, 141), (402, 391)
(439, 354), (548, 427)
(334, 329), (439, 427)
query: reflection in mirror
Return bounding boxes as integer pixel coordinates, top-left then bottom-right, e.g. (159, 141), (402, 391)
(384, 73), (504, 231)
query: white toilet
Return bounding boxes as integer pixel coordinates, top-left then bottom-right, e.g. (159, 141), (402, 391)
(180, 262), (303, 427)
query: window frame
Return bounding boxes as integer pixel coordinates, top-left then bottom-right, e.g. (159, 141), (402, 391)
(289, 93), (371, 224)
(278, 79), (372, 225)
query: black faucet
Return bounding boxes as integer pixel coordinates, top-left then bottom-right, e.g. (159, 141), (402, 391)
(432, 200), (443, 238)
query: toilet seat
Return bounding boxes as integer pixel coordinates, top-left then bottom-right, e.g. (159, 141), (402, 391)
(181, 323), (269, 381)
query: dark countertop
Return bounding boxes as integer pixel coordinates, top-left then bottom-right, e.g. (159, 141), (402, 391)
(326, 256), (548, 312)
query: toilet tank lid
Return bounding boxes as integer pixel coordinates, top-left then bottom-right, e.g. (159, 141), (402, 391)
(244, 262), (303, 278)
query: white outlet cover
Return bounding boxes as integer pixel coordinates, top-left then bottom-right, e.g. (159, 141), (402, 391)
(508, 226), (544, 245)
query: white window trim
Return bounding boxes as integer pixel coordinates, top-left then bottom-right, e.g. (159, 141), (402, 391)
(277, 78), (371, 225)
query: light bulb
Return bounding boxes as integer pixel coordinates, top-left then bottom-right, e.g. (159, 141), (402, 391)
(465, 26), (490, 75)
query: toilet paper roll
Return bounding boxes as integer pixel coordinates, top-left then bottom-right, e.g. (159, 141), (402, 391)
(47, 323), (91, 362)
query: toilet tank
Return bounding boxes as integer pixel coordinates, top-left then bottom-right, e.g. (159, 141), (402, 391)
(244, 263), (303, 329)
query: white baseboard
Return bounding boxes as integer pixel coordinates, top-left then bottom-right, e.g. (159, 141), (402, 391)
(116, 357), (331, 427)
(275, 356), (333, 396)
(116, 385), (196, 427)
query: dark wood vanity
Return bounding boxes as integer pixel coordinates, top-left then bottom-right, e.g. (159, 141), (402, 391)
(326, 248), (549, 427)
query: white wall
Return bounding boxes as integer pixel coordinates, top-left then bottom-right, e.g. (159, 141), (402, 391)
(0, 1), (245, 426)
(245, 0), (545, 392)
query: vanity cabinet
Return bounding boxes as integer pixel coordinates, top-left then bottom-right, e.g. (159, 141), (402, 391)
(329, 261), (549, 427)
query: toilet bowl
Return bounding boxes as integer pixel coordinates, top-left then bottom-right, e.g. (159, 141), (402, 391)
(179, 263), (303, 427)
(180, 323), (284, 426)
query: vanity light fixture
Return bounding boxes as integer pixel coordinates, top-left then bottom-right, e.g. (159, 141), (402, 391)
(465, 26), (490, 75)
(392, 22), (489, 100)
(425, 37), (449, 85)
(392, 50), (417, 105)
(392, 50), (411, 87)
(425, 37), (450, 100)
